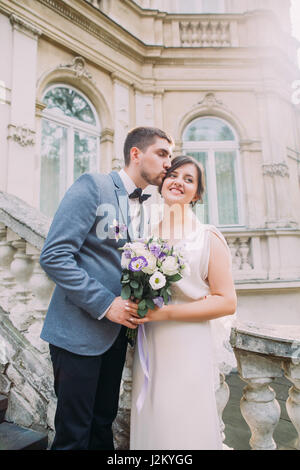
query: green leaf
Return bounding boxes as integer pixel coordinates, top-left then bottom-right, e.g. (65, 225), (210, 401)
(145, 298), (155, 310)
(167, 273), (182, 282)
(121, 285), (131, 300)
(134, 286), (143, 299)
(138, 308), (148, 318)
(130, 280), (139, 289)
(138, 299), (146, 311)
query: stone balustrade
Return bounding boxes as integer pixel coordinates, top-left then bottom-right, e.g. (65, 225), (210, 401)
(179, 20), (233, 47)
(1, 189), (299, 449)
(230, 322), (300, 450)
(223, 227), (300, 283)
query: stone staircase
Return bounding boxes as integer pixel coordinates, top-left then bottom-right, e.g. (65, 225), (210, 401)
(0, 394), (48, 450)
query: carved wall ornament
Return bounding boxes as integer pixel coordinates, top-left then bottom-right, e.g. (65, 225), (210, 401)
(9, 14), (42, 38)
(58, 56), (94, 82)
(262, 163), (290, 177)
(7, 124), (36, 147)
(198, 92), (224, 109)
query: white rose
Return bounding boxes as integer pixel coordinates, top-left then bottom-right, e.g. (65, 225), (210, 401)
(161, 256), (179, 276)
(142, 253), (157, 275)
(121, 252), (130, 269)
(131, 242), (148, 257)
(149, 271), (166, 290)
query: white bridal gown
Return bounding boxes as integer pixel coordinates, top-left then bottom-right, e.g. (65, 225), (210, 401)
(130, 224), (236, 450)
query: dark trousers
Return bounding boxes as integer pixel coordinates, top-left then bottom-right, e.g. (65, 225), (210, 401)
(49, 327), (128, 450)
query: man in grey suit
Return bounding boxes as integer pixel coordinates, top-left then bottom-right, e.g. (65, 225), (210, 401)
(40, 126), (173, 450)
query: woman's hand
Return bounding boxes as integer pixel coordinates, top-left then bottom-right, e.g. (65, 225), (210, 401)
(132, 305), (169, 324)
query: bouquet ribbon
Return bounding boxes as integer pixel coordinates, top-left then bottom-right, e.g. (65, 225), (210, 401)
(136, 324), (150, 413)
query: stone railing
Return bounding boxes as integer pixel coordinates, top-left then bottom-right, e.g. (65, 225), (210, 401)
(223, 228), (300, 282)
(230, 322), (300, 450)
(1, 190), (299, 449)
(179, 19), (234, 47)
(83, 0), (298, 63)
(0, 190), (233, 448)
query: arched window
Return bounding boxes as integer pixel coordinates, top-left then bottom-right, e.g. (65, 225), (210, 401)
(182, 117), (243, 227)
(40, 85), (100, 217)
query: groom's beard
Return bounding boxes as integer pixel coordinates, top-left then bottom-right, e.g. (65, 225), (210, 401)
(140, 169), (165, 187)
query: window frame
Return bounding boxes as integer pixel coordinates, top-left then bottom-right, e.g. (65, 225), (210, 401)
(40, 84), (101, 207)
(182, 116), (245, 228)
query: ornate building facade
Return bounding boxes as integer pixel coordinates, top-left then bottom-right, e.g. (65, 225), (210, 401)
(0, 0), (300, 449)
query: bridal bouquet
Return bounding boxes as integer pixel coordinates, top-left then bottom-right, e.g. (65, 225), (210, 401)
(119, 237), (189, 343)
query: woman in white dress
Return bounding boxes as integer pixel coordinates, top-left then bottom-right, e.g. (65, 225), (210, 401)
(127, 155), (237, 450)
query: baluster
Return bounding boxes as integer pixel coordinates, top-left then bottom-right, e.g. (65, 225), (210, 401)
(215, 373), (231, 448)
(240, 376), (281, 450)
(0, 226), (16, 311)
(201, 21), (209, 47)
(239, 238), (252, 271)
(9, 239), (34, 331)
(284, 360), (300, 450)
(28, 250), (54, 313)
(180, 21), (189, 46)
(24, 246), (55, 353)
(113, 346), (134, 449)
(191, 22), (199, 47)
(210, 21), (219, 47)
(226, 237), (241, 271)
(220, 21), (229, 46)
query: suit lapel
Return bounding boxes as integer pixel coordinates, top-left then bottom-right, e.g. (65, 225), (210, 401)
(110, 171), (134, 241)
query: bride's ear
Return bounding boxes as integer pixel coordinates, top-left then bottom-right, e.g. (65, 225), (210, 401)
(191, 194), (200, 206)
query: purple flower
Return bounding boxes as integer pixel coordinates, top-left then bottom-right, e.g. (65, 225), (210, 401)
(153, 296), (164, 308)
(129, 256), (148, 272)
(124, 250), (132, 259)
(149, 243), (162, 258)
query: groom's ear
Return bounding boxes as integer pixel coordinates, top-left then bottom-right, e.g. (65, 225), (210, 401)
(129, 146), (141, 165)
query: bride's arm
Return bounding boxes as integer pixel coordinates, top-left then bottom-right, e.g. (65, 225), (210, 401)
(132, 233), (237, 324)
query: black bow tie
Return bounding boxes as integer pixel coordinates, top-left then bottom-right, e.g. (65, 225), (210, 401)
(129, 187), (151, 204)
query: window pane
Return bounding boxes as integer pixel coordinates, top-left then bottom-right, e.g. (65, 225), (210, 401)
(183, 117), (235, 142)
(74, 131), (97, 181)
(177, 0), (199, 13)
(43, 87), (96, 125)
(40, 119), (67, 217)
(202, 0), (223, 13)
(215, 151), (239, 225)
(186, 152), (209, 224)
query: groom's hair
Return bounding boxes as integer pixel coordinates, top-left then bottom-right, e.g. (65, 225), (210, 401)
(124, 127), (173, 166)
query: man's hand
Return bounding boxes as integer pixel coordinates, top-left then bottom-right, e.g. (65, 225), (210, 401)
(105, 296), (140, 329)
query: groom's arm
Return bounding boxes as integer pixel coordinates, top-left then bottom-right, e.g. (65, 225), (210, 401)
(40, 173), (115, 320)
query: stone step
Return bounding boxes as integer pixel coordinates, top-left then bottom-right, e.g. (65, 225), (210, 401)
(0, 422), (48, 450)
(0, 395), (8, 424)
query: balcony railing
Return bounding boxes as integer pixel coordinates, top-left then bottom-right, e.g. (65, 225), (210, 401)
(0, 190), (299, 449)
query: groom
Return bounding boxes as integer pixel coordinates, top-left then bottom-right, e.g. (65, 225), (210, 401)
(40, 126), (173, 450)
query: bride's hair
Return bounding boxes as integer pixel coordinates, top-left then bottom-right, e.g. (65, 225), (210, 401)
(159, 155), (205, 205)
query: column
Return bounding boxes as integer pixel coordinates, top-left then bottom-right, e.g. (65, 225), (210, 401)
(112, 75), (130, 170)
(6, 14), (41, 206)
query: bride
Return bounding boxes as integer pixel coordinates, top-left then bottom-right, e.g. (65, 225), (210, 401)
(127, 155), (237, 450)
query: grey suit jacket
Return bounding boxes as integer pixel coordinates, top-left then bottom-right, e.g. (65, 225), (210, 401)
(40, 171), (134, 355)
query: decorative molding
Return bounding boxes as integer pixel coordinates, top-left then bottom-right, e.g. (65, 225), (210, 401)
(100, 128), (114, 143)
(262, 163), (290, 178)
(9, 14), (42, 38)
(7, 124), (36, 147)
(58, 56), (94, 82)
(197, 92), (224, 109)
